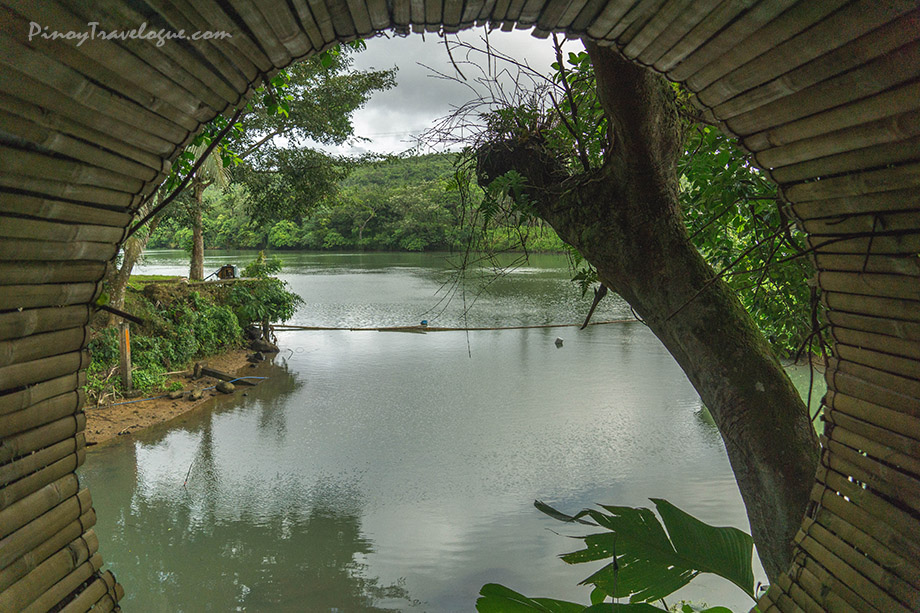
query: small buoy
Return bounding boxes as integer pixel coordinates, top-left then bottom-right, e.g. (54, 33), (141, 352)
(554, 337), (564, 347)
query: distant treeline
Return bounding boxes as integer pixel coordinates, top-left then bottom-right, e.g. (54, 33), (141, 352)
(150, 152), (565, 253)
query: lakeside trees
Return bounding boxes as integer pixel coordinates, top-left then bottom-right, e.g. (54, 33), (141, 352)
(464, 40), (819, 581)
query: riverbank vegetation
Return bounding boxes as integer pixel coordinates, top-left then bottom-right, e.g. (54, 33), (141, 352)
(87, 255), (300, 404)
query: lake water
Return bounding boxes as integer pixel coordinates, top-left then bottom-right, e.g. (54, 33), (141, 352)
(80, 250), (824, 612)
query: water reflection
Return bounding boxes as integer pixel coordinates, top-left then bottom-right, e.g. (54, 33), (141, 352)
(85, 365), (414, 611)
(82, 252), (774, 611)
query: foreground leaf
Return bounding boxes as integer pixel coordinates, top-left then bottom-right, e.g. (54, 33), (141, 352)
(476, 584), (585, 613)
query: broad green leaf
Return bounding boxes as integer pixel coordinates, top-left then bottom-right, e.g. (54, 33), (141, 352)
(651, 499), (755, 598)
(539, 500), (756, 603)
(581, 604), (663, 612)
(476, 584), (585, 613)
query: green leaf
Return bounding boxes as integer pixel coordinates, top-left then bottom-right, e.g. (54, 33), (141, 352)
(581, 604), (663, 612)
(476, 584), (585, 613)
(651, 499), (755, 598)
(539, 500), (755, 603)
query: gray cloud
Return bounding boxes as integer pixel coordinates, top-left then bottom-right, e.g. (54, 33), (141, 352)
(321, 29), (580, 156)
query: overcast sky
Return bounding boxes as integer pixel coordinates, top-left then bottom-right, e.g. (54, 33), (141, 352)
(317, 29), (581, 156)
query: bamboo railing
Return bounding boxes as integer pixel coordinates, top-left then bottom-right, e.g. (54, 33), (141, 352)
(1, 1), (919, 611)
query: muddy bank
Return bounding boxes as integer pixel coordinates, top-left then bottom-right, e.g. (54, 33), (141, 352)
(84, 349), (265, 445)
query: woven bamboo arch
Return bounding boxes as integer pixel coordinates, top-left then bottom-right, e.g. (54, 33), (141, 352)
(1, 1), (918, 611)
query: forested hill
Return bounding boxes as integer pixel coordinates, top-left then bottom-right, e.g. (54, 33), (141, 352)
(149, 152), (563, 253)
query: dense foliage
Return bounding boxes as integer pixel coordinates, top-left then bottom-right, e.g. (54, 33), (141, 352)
(86, 283), (244, 399)
(86, 255), (302, 400)
(450, 44), (819, 357)
(475, 499), (755, 612)
(150, 153), (566, 253)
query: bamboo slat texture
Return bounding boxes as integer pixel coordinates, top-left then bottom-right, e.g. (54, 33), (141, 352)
(1, 1), (919, 611)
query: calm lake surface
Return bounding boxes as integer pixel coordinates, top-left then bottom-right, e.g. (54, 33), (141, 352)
(81, 250), (824, 612)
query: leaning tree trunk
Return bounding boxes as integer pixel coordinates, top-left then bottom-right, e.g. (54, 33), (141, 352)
(476, 43), (819, 582)
(106, 216), (161, 326)
(189, 181), (206, 281)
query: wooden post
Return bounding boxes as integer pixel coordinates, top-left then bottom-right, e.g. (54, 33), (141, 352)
(118, 321), (132, 392)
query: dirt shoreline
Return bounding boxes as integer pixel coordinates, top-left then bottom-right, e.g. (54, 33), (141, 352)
(83, 348), (256, 445)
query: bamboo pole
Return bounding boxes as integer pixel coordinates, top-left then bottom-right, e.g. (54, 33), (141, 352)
(20, 552), (103, 613)
(828, 387), (920, 439)
(819, 271), (920, 301)
(775, 571), (824, 613)
(792, 187), (920, 220)
(794, 559), (866, 613)
(686, 0), (843, 92)
(533, 0), (574, 32)
(805, 212), (920, 237)
(3, 1), (208, 126)
(0, 283), (100, 316)
(0, 474), (79, 540)
(177, 0), (275, 72)
(773, 137), (920, 184)
(727, 38), (920, 136)
(0, 34), (193, 138)
(827, 404), (920, 461)
(833, 328), (920, 362)
(0, 237), (119, 263)
(827, 311), (920, 343)
(814, 495), (920, 583)
(823, 291), (920, 323)
(796, 530), (907, 612)
(344, 0), (374, 34)
(0, 372), (84, 416)
(0, 172), (137, 210)
(0, 73), (176, 160)
(67, 0), (241, 105)
(830, 362), (920, 417)
(705, 2), (915, 116)
(0, 216), (125, 244)
(0, 434), (84, 487)
(835, 343), (920, 384)
(0, 192), (132, 228)
(583, 0), (632, 40)
(0, 328), (89, 369)
(666, 0), (796, 78)
(0, 512), (95, 592)
(0, 390), (83, 439)
(0, 111), (161, 184)
(761, 105), (920, 171)
(0, 92), (168, 173)
(825, 440), (920, 511)
(0, 531), (97, 612)
(118, 321), (133, 392)
(58, 569), (119, 613)
(143, 0), (261, 83)
(287, 0), (326, 49)
(620, 0), (701, 61)
(807, 524), (920, 606)
(0, 307), (90, 343)
(816, 253), (920, 276)
(746, 80), (920, 153)
(562, 0), (602, 34)
(0, 449), (85, 511)
(0, 489), (92, 570)
(0, 144), (144, 194)
(0, 415), (87, 465)
(249, 0), (314, 58)
(0, 261), (107, 287)
(633, 0), (722, 66)
(816, 465), (920, 549)
(0, 351), (90, 392)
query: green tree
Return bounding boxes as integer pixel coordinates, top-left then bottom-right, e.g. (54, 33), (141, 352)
(444, 37), (818, 581)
